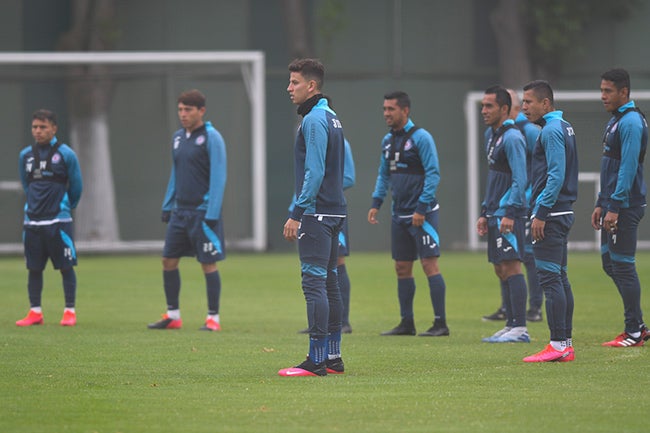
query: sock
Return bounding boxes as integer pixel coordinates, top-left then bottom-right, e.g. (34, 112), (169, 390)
(309, 336), (327, 364)
(207, 313), (220, 323)
(328, 331), (341, 359)
(337, 264), (351, 326)
(61, 268), (77, 308)
(167, 309), (180, 320)
(397, 278), (416, 319)
(28, 270), (43, 308)
(427, 274), (446, 322)
(31, 306), (42, 314)
(507, 274), (527, 327)
(502, 279), (513, 327)
(566, 338), (573, 347)
(629, 331), (641, 338)
(205, 270), (221, 315)
(163, 269), (181, 310)
(550, 340), (566, 351)
(64, 307), (75, 313)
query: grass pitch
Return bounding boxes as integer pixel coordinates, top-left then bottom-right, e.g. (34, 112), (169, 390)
(1, 251), (649, 433)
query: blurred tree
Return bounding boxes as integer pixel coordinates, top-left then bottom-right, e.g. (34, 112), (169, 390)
(57, 0), (120, 242)
(282, 0), (313, 59)
(491, 0), (639, 86)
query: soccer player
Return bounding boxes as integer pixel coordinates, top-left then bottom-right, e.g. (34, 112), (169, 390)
(368, 91), (449, 338)
(148, 89), (227, 332)
(483, 90), (543, 323)
(278, 58), (347, 377)
(477, 86), (530, 344)
(296, 135), (356, 334)
(592, 68), (650, 347)
(521, 80), (578, 362)
(16, 109), (83, 327)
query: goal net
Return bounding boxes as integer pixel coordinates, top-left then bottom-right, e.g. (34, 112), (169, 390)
(0, 51), (266, 253)
(465, 90), (650, 251)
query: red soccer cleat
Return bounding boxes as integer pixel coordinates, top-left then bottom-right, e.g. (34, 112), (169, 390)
(147, 314), (182, 329)
(278, 357), (327, 377)
(523, 344), (572, 362)
(16, 310), (44, 327)
(558, 346), (575, 362)
(60, 310), (76, 326)
(602, 331), (644, 347)
(199, 317), (221, 331)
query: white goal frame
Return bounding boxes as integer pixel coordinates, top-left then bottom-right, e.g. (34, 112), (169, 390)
(465, 90), (650, 252)
(0, 51), (266, 252)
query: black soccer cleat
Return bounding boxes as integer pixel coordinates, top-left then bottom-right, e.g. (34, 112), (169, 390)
(381, 318), (416, 336)
(418, 320), (450, 337)
(526, 308), (543, 322)
(482, 307), (507, 322)
(326, 357), (345, 374)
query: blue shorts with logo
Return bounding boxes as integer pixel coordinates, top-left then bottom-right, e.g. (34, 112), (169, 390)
(391, 209), (441, 261)
(601, 205), (645, 261)
(532, 214), (574, 272)
(23, 222), (77, 271)
(486, 216), (526, 264)
(163, 209), (225, 263)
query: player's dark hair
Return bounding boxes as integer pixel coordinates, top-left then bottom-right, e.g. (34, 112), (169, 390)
(523, 80), (554, 105)
(601, 68), (631, 96)
(288, 58), (325, 90)
(32, 109), (57, 125)
(384, 91), (411, 109)
(485, 85), (512, 115)
(177, 89), (206, 108)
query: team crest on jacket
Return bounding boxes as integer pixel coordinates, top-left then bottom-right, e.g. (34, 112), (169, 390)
(610, 123), (618, 133)
(496, 136), (503, 146)
(51, 153), (62, 164)
(196, 135), (205, 145)
(404, 140), (413, 151)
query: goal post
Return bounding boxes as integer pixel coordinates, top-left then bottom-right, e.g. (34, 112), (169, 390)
(465, 90), (650, 252)
(0, 51), (266, 253)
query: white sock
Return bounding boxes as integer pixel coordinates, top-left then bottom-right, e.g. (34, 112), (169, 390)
(31, 306), (42, 314)
(64, 308), (75, 313)
(167, 309), (180, 320)
(550, 340), (566, 351)
(629, 331), (641, 338)
(208, 314), (220, 323)
(566, 338), (573, 347)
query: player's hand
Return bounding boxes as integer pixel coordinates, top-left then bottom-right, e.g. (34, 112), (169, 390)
(603, 210), (618, 234)
(412, 212), (425, 227)
(368, 208), (379, 225)
(161, 211), (171, 223)
(283, 218), (300, 241)
(531, 217), (545, 242)
(476, 216), (488, 236)
(591, 207), (602, 231)
(499, 217), (514, 235)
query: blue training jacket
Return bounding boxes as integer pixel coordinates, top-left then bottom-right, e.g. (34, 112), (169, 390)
(597, 101), (647, 213)
(162, 121), (227, 221)
(371, 118), (440, 216)
(481, 119), (528, 219)
(291, 98), (347, 220)
(530, 111), (579, 220)
(19, 136), (83, 224)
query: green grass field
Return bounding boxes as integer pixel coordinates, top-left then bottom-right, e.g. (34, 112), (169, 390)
(1, 251), (649, 433)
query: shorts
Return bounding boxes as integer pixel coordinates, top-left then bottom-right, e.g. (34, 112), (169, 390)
(23, 222), (77, 271)
(486, 216), (526, 264)
(391, 209), (440, 262)
(163, 209), (225, 263)
(337, 217), (350, 257)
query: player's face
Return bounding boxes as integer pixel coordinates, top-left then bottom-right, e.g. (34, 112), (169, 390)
(287, 71), (314, 106)
(31, 118), (57, 145)
(177, 103), (205, 132)
(383, 98), (409, 130)
(522, 89), (547, 124)
(481, 93), (506, 128)
(600, 79), (627, 113)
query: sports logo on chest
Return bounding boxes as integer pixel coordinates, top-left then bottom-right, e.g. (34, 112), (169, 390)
(404, 139), (413, 151)
(51, 153), (62, 164)
(195, 135), (206, 145)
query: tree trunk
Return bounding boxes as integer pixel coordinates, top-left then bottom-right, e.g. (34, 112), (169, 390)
(281, 0), (313, 59)
(57, 0), (120, 242)
(489, 0), (532, 89)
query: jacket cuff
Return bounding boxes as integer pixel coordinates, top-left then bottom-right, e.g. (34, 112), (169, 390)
(371, 198), (383, 210)
(607, 200), (622, 214)
(290, 206), (306, 221)
(504, 206), (516, 220)
(480, 206), (487, 218)
(415, 201), (428, 215)
(534, 205), (550, 221)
